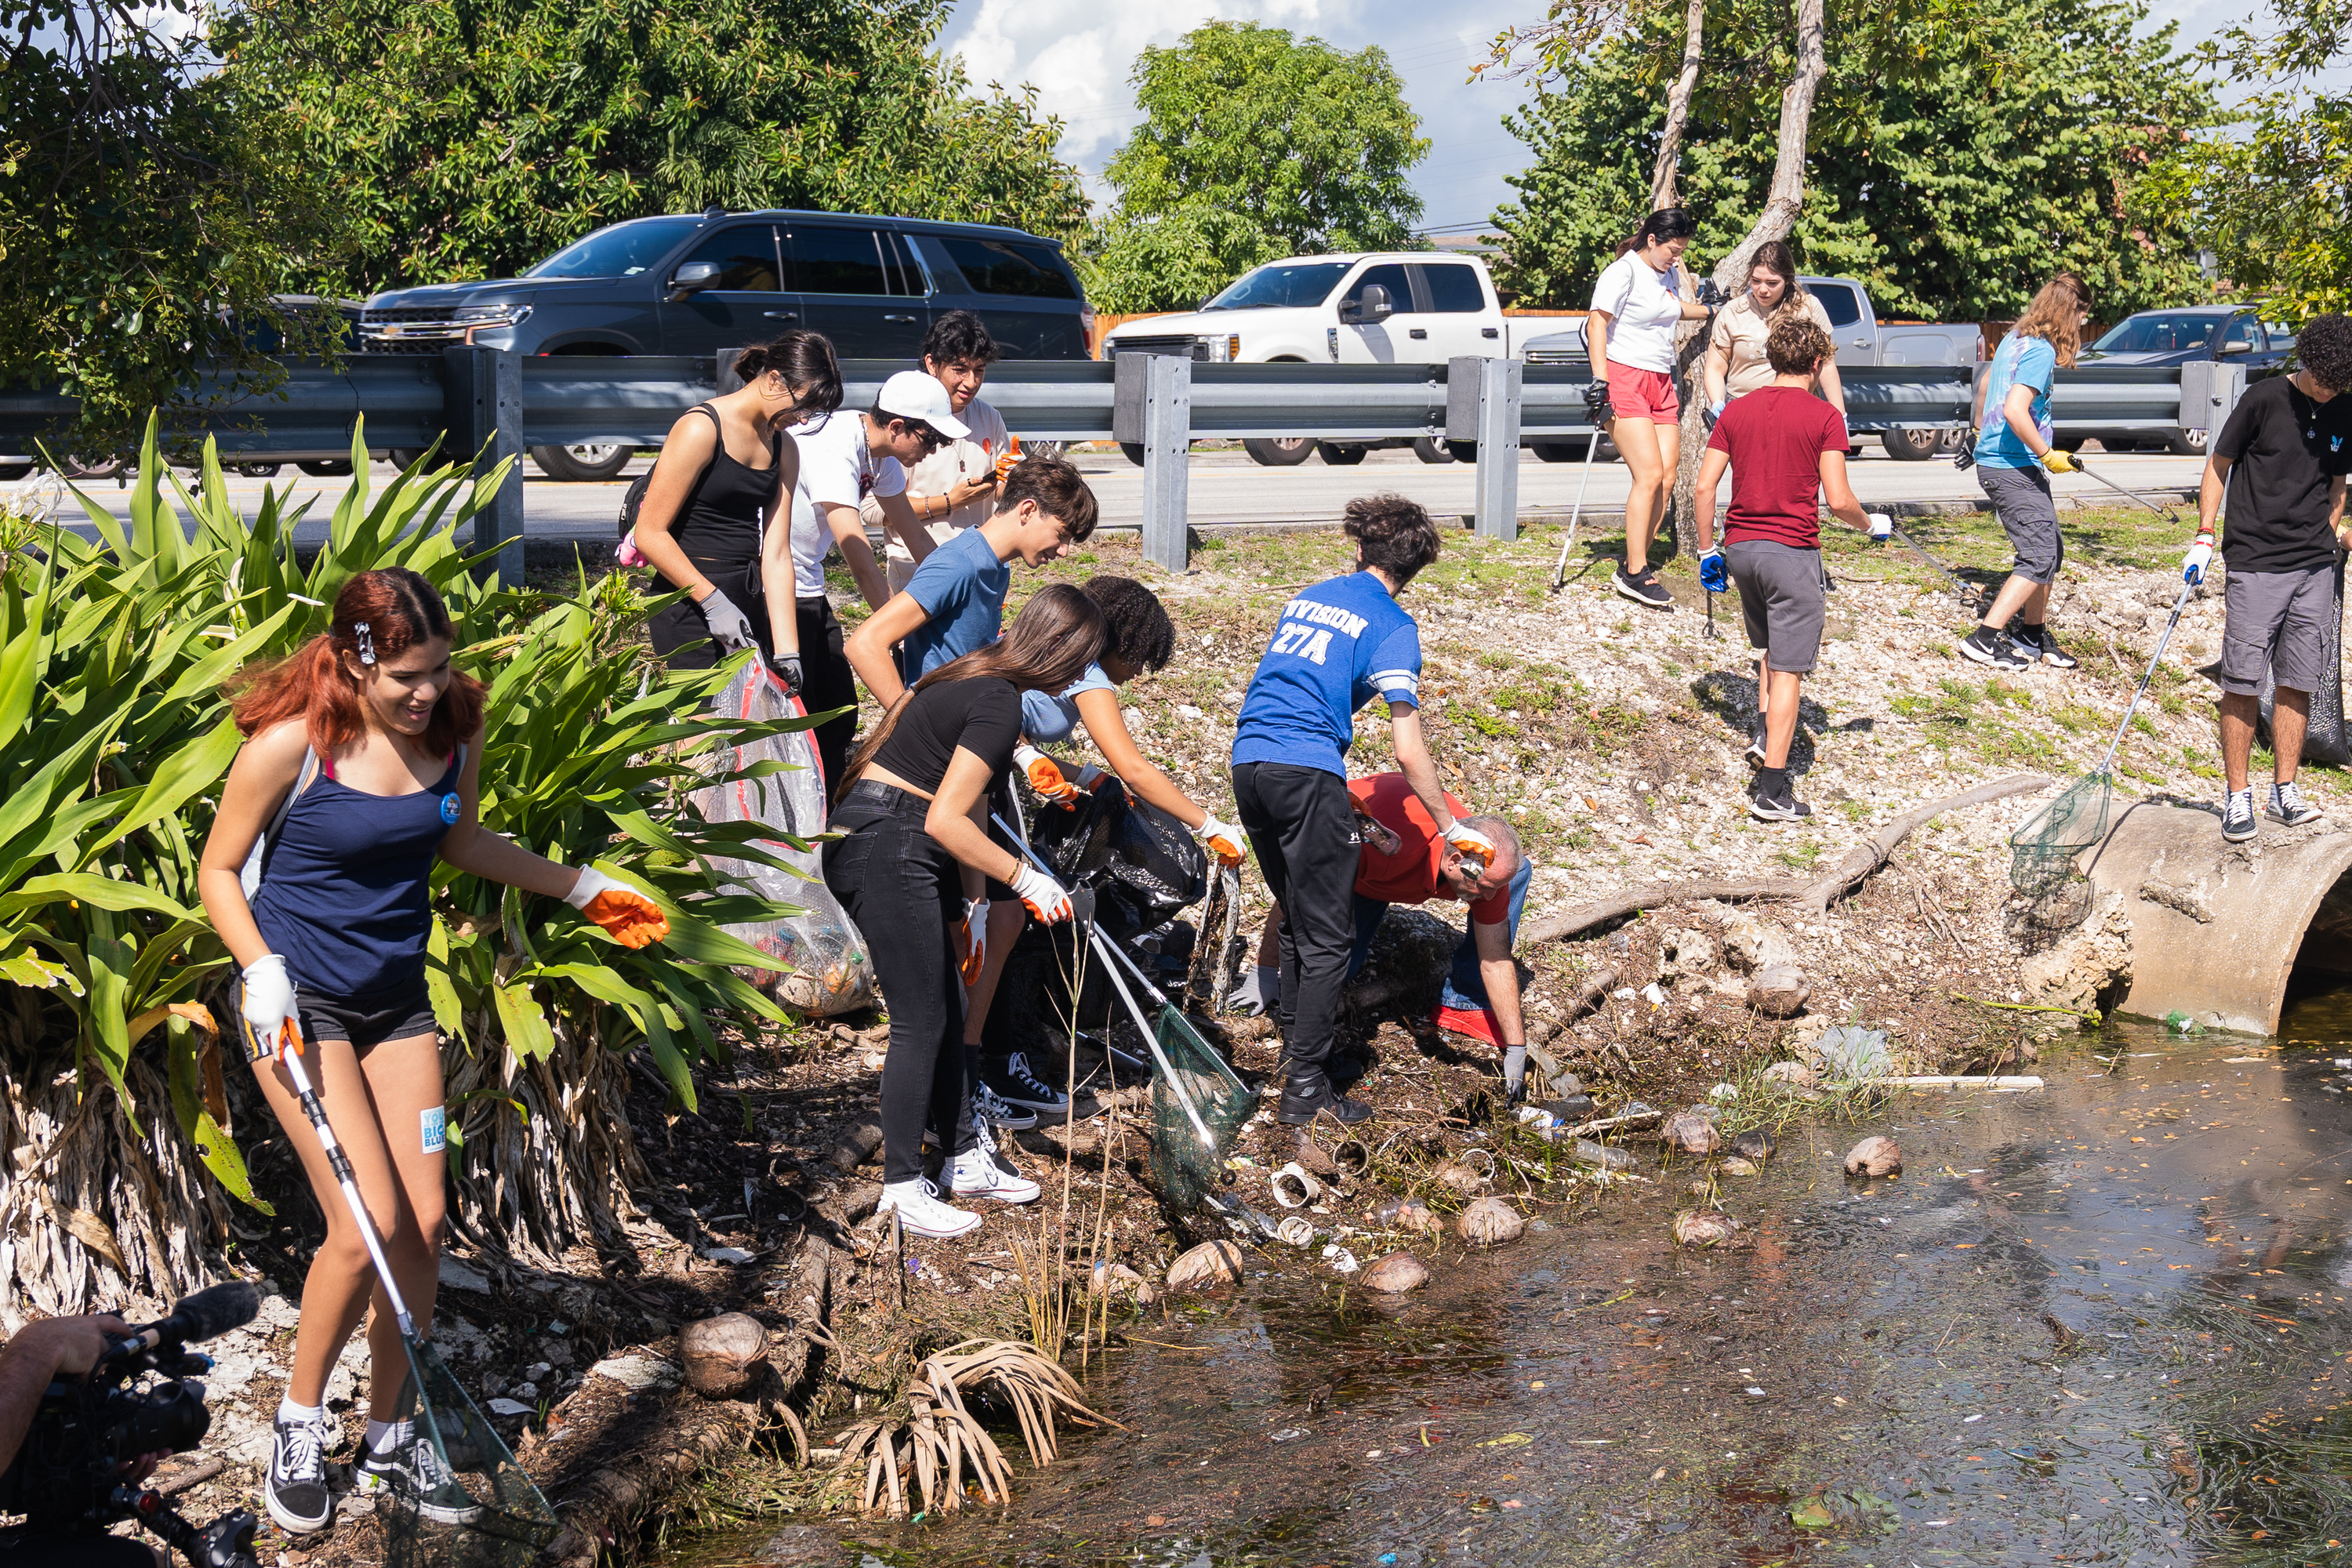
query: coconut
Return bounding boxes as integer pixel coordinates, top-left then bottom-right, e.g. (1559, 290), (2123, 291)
(1456, 1196), (1528, 1248)
(1843, 1135), (1903, 1177)
(1165, 1240), (1247, 1290)
(1362, 1251), (1431, 1293)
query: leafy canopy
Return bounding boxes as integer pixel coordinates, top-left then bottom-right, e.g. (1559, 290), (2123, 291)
(2147, 0), (2350, 316)
(216, 0), (1089, 292)
(1490, 0), (2216, 320)
(1077, 21), (1430, 314)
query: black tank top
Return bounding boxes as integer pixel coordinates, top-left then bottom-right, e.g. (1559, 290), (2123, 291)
(655, 404), (786, 599)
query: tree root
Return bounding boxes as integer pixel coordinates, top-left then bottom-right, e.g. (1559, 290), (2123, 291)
(1521, 774), (2052, 946)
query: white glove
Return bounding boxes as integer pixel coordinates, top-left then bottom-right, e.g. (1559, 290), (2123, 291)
(1867, 512), (1893, 542)
(240, 953), (299, 1054)
(959, 899), (988, 985)
(1014, 742), (1080, 804)
(1009, 861), (1073, 924)
(1227, 964), (1279, 1017)
(1439, 818), (1497, 869)
(697, 588), (758, 654)
(2183, 537), (2213, 585)
(1193, 813), (1246, 868)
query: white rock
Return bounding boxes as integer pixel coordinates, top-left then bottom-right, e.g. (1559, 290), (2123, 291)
(488, 1398), (535, 1417)
(437, 1256), (492, 1294)
(701, 1246), (755, 1264)
(590, 1354), (682, 1392)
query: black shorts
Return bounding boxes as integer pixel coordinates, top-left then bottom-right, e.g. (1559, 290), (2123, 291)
(234, 975), (438, 1062)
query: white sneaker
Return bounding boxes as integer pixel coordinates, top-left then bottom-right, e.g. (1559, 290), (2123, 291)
(878, 1178), (982, 1238)
(951, 1120), (1041, 1204)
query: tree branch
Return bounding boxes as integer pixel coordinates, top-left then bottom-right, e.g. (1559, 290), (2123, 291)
(1649, 0), (1706, 211)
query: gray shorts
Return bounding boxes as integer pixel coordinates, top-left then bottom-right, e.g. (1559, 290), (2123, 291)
(1727, 539), (1826, 674)
(1978, 463), (2063, 583)
(2220, 564), (2336, 696)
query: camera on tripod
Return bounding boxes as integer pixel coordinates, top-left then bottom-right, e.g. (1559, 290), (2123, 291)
(0, 1283), (264, 1568)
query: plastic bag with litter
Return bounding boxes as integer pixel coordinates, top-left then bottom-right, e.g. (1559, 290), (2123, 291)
(691, 662), (876, 1015)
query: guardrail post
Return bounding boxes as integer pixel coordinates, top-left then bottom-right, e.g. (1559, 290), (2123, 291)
(2179, 361), (2245, 438)
(1116, 352), (1192, 572)
(443, 346), (524, 586)
(1474, 358), (1522, 540)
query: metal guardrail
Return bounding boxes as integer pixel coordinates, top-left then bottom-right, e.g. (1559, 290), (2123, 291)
(1, 349), (2235, 579)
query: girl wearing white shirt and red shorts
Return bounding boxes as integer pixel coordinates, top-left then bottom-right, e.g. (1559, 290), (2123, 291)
(1587, 208), (1715, 609)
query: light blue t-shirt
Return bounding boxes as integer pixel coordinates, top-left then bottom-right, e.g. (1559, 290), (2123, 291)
(898, 528), (1011, 680)
(1231, 572), (1421, 779)
(1974, 332), (2058, 470)
(1020, 663), (1116, 744)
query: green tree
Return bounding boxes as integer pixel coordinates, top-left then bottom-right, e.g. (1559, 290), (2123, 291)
(2149, 0), (2350, 316)
(217, 0), (1088, 292)
(0, 0), (347, 443)
(1076, 21), (1430, 313)
(1490, 0), (2216, 320)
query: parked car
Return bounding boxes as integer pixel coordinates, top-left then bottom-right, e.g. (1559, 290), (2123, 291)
(358, 209), (1092, 478)
(1098, 252), (1514, 466)
(1517, 276), (1981, 462)
(2063, 307), (2294, 454)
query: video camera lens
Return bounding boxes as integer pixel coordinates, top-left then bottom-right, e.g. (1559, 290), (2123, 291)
(115, 1378), (214, 1459)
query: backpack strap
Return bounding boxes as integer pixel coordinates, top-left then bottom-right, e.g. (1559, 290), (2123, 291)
(239, 746), (321, 899)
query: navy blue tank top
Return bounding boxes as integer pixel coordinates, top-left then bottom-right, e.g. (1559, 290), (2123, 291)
(250, 750), (463, 999)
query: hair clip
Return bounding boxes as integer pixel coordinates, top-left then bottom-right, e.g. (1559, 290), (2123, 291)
(354, 621), (376, 666)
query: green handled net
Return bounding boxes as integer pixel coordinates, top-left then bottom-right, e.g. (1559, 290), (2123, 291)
(1143, 1006), (1256, 1215)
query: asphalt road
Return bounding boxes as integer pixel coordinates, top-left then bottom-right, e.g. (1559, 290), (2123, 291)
(57, 443), (2212, 550)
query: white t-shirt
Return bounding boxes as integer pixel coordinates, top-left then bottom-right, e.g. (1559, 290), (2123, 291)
(1589, 251), (1687, 374)
(789, 412), (905, 597)
(868, 397), (1011, 593)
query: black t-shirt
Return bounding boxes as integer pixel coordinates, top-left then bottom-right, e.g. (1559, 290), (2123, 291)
(871, 676), (1022, 794)
(2216, 376), (2352, 574)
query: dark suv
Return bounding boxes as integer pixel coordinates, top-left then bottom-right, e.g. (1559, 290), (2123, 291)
(359, 208), (1092, 477)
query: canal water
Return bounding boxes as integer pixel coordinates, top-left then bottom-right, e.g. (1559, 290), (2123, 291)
(698, 1002), (2352, 1566)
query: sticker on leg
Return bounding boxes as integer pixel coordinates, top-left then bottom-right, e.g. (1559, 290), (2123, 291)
(421, 1106), (446, 1155)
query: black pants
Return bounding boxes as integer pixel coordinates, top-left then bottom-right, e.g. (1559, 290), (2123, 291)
(795, 596), (859, 793)
(1231, 761), (1356, 1085)
(822, 782), (975, 1185)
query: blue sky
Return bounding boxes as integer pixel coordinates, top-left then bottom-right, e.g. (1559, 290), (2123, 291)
(938, 0), (2318, 235)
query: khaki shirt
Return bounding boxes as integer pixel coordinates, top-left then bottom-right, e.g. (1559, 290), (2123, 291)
(1710, 293), (1837, 399)
(868, 397), (1011, 593)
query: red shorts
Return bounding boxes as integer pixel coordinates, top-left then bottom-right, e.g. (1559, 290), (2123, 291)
(1605, 363), (1679, 425)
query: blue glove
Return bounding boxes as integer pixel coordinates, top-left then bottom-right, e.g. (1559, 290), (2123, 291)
(1699, 550), (1729, 593)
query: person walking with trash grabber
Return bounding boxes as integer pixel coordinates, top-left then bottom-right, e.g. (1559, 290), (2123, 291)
(1692, 316), (1893, 823)
(1959, 274), (2094, 673)
(1229, 495), (1494, 1131)
(2185, 311), (2352, 843)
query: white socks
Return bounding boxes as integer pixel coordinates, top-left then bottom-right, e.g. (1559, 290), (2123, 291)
(365, 1417), (411, 1455)
(277, 1396), (324, 1428)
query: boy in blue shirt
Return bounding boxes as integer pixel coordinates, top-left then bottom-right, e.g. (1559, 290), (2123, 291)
(1230, 494), (1494, 1128)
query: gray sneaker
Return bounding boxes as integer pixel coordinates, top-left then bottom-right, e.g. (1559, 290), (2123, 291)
(2223, 789), (2258, 843)
(357, 1423), (483, 1526)
(2269, 779), (2324, 827)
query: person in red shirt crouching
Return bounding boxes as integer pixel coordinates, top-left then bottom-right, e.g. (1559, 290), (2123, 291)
(1692, 313), (1892, 824)
(1232, 772), (1534, 1099)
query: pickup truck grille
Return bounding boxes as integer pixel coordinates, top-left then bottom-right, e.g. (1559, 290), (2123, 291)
(1105, 334), (1207, 360)
(1523, 345), (1587, 365)
(359, 309), (470, 354)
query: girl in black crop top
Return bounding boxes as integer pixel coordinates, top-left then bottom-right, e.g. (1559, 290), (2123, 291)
(821, 585), (1106, 1240)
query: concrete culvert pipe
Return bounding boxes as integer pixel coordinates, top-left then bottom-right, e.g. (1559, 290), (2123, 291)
(2082, 801), (2352, 1033)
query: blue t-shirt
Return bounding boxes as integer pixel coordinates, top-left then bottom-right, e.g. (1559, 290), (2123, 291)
(898, 528), (1011, 680)
(1020, 662), (1116, 745)
(1231, 572), (1421, 778)
(1974, 332), (2058, 470)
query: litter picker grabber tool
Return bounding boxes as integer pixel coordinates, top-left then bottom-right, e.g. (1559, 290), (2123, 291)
(1886, 521), (1980, 611)
(2008, 577), (2196, 897)
(270, 1031), (557, 1566)
(2074, 461), (2194, 525)
(1551, 430), (1606, 591)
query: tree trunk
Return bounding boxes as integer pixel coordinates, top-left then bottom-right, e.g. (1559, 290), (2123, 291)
(1650, 0), (1707, 211)
(1668, 0), (1831, 558)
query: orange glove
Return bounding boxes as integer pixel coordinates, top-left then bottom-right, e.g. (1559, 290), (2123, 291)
(1441, 819), (1496, 874)
(1008, 862), (1073, 924)
(564, 867), (670, 949)
(1014, 743), (1079, 805)
(959, 899), (988, 986)
(993, 448), (1021, 484)
(1194, 813), (1245, 869)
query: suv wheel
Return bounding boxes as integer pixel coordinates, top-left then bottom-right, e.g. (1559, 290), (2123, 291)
(1411, 437), (1456, 464)
(1882, 426), (1941, 462)
(1243, 437), (1316, 467)
(532, 444), (634, 481)
(297, 459), (354, 477)
(2167, 426), (2209, 457)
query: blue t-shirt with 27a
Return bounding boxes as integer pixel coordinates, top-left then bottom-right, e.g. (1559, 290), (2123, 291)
(1974, 332), (2059, 470)
(899, 528), (1010, 680)
(1232, 572), (1422, 778)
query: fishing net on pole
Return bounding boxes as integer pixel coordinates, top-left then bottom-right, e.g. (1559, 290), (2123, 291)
(1144, 1006), (1254, 1215)
(375, 1342), (558, 1568)
(2007, 770), (2111, 900)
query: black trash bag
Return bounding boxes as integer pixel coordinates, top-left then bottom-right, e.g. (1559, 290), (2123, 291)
(1028, 788), (1207, 941)
(2258, 554), (2350, 765)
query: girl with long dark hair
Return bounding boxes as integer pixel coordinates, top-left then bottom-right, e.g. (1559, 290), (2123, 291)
(197, 569), (669, 1536)
(630, 330), (844, 678)
(823, 583), (1107, 1240)
(1587, 208), (1715, 609)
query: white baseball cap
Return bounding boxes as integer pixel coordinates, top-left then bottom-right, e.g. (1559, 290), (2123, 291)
(875, 369), (970, 441)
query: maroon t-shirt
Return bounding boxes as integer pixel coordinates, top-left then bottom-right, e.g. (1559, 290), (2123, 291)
(1707, 386), (1850, 549)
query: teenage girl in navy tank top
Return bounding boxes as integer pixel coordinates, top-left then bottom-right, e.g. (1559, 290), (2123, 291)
(197, 568), (670, 1536)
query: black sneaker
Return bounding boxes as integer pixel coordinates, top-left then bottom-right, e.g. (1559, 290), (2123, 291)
(1276, 1076), (1375, 1127)
(2269, 779), (2324, 827)
(2223, 789), (2257, 843)
(1959, 625), (2031, 670)
(982, 1051), (1070, 1116)
(357, 1425), (483, 1525)
(1613, 567), (1675, 610)
(2013, 624), (2078, 669)
(264, 1411), (336, 1534)
(1750, 771), (1814, 823)
(972, 1081), (1037, 1132)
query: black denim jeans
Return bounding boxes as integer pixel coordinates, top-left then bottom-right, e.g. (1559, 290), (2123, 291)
(822, 782), (975, 1185)
(1231, 760), (1357, 1087)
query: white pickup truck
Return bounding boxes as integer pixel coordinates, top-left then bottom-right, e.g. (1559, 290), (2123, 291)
(1519, 275), (1982, 460)
(1099, 252), (1515, 466)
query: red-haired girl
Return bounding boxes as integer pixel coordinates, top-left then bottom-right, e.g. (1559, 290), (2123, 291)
(196, 567), (668, 1536)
